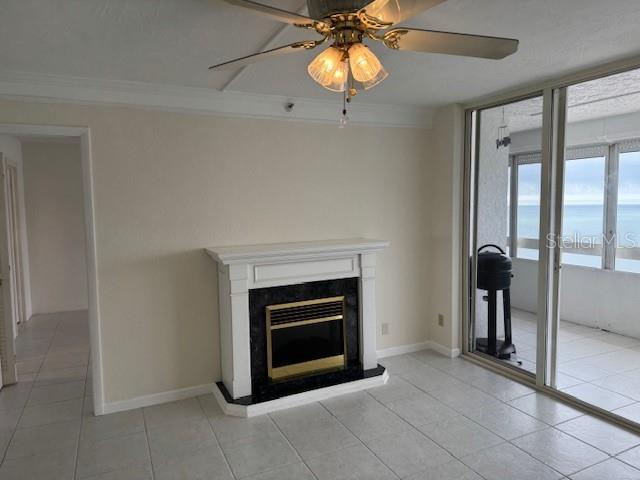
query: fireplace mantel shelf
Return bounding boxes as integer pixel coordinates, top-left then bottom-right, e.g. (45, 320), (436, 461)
(206, 238), (390, 265)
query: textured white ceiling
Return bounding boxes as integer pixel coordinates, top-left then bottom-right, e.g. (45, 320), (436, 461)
(567, 69), (640, 124)
(2, 0), (640, 108)
(492, 69), (640, 132)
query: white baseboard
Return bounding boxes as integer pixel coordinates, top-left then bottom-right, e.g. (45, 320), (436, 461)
(100, 383), (216, 415)
(213, 370), (389, 417)
(99, 340), (459, 416)
(376, 342), (430, 358)
(426, 341), (461, 359)
(376, 341), (460, 359)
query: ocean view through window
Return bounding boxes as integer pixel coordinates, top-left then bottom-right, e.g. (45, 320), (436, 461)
(617, 150), (640, 273)
(512, 146), (640, 273)
(517, 162), (541, 260)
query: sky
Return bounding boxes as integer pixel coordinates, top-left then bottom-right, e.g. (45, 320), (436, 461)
(618, 151), (640, 204)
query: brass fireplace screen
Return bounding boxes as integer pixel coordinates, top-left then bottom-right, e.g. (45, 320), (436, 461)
(266, 296), (347, 381)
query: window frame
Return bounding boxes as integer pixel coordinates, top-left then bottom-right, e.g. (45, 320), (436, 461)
(614, 146), (640, 272)
(507, 141), (640, 271)
(509, 156), (543, 260)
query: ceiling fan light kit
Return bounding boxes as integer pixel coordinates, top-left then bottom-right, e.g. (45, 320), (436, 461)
(348, 43), (388, 88)
(308, 46), (349, 92)
(211, 0), (519, 122)
(307, 42), (388, 92)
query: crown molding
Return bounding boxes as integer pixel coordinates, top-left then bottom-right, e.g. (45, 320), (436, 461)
(0, 71), (434, 129)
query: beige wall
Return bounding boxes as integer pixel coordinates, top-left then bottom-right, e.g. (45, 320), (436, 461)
(427, 105), (464, 351)
(0, 98), (432, 404)
(23, 141), (88, 315)
(0, 135), (22, 165)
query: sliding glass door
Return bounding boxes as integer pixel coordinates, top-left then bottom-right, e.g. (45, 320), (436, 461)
(467, 95), (545, 377)
(465, 63), (640, 430)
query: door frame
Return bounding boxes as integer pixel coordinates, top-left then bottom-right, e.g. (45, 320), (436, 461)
(462, 90), (549, 385)
(0, 124), (104, 416)
(6, 163), (27, 333)
(0, 153), (16, 386)
(461, 53), (640, 432)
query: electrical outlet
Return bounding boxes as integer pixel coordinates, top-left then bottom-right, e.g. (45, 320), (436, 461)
(381, 323), (389, 336)
(438, 314), (445, 327)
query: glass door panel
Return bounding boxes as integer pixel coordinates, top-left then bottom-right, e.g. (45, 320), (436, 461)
(554, 68), (640, 425)
(471, 96), (544, 375)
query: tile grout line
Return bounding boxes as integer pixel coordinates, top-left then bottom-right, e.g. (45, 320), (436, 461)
(72, 361), (91, 480)
(141, 406), (157, 480)
(616, 447), (640, 471)
(345, 370), (497, 478)
(456, 443), (566, 480)
(565, 456), (623, 477)
(317, 394), (403, 480)
(383, 358), (608, 477)
(395, 377), (557, 477)
(0, 315), (62, 467)
(394, 416), (497, 480)
(408, 350), (595, 425)
(403, 358), (612, 453)
(401, 356), (568, 476)
(396, 355), (640, 476)
(196, 396), (237, 480)
(19, 392), (90, 410)
(325, 385), (512, 480)
(582, 379), (640, 410)
(392, 362), (549, 438)
(613, 441), (640, 457)
(546, 422), (639, 458)
(267, 413), (321, 480)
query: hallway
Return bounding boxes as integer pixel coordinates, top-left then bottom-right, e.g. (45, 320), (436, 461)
(0, 310), (91, 478)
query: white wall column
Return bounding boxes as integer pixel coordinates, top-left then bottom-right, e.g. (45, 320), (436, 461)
(227, 263), (252, 398)
(359, 252), (378, 370)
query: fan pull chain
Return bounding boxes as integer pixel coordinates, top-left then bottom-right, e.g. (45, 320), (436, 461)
(339, 87), (349, 128)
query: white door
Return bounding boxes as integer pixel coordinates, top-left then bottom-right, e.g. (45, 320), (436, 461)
(0, 153), (17, 387)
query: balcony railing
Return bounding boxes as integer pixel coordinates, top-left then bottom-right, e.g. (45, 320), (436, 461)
(510, 238), (640, 261)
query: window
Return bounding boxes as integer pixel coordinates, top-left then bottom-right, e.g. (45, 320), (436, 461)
(516, 162), (541, 260)
(561, 156), (606, 268)
(616, 150), (640, 273)
(509, 141), (640, 273)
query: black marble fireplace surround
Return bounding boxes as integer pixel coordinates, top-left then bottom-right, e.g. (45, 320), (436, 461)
(251, 277), (359, 382)
(216, 277), (385, 405)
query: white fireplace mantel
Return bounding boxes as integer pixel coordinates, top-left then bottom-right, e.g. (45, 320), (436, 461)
(206, 238), (389, 404)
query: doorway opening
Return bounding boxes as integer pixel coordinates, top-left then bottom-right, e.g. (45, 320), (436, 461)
(0, 125), (102, 421)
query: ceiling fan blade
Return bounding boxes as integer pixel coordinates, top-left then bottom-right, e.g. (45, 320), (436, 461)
(219, 0), (326, 28)
(360, 0), (446, 25)
(209, 41), (320, 70)
(383, 28), (519, 59)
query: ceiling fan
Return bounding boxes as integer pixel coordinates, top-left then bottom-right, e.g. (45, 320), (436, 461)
(210, 0), (519, 96)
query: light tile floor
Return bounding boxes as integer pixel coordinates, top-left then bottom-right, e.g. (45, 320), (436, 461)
(506, 308), (640, 423)
(2, 311), (640, 479)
